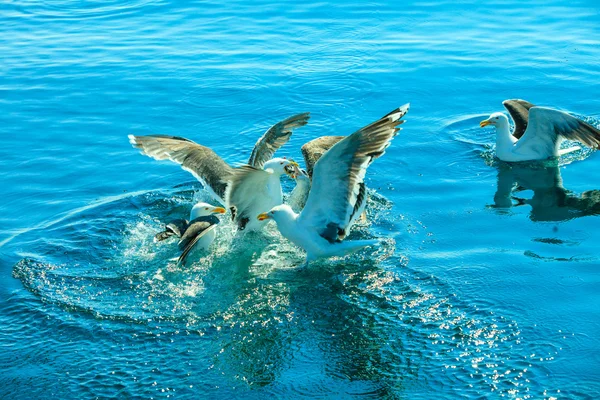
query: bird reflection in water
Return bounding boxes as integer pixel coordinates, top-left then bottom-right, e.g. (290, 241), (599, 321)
(492, 160), (600, 221)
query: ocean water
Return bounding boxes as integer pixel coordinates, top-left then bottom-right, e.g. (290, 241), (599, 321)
(1, 0), (600, 398)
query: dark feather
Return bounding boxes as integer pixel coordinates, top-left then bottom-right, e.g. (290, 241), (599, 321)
(503, 99), (536, 139)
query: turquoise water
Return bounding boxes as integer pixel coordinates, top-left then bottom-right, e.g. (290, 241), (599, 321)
(2, 0), (600, 398)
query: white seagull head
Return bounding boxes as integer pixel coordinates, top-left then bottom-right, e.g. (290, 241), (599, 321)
(189, 202), (226, 220)
(480, 112), (510, 129)
(263, 157), (299, 178)
(257, 204), (296, 224)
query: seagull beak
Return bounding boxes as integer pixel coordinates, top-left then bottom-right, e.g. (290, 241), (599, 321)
(257, 212), (270, 221)
(480, 119), (492, 128)
(212, 207), (226, 214)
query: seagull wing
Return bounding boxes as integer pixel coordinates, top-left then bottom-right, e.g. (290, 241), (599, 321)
(514, 107), (600, 158)
(129, 135), (232, 202)
(248, 113), (310, 169)
(177, 215), (219, 265)
(298, 104), (409, 243)
(301, 136), (344, 178)
(225, 165), (274, 229)
(503, 99), (536, 139)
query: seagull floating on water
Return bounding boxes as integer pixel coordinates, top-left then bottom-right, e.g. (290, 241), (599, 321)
(257, 104), (409, 267)
(480, 99), (600, 162)
(155, 202), (226, 265)
(129, 113), (309, 231)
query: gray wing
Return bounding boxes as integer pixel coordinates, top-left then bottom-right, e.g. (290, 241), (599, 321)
(129, 135), (232, 202)
(298, 104), (409, 243)
(514, 107), (600, 157)
(177, 215), (219, 265)
(225, 165), (273, 230)
(300, 136), (344, 178)
(248, 113), (310, 169)
(503, 99), (536, 139)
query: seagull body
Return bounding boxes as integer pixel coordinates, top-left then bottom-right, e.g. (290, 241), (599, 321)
(258, 104), (409, 267)
(155, 202), (226, 265)
(129, 113), (309, 230)
(481, 99), (600, 162)
(225, 158), (299, 231)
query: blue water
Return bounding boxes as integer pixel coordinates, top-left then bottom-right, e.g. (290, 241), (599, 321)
(1, 0), (600, 398)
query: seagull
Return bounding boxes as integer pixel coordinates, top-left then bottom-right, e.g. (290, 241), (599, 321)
(480, 99), (600, 162)
(155, 202), (226, 265)
(129, 112), (309, 231)
(256, 104), (409, 267)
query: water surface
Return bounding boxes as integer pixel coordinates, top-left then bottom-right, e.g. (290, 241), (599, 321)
(1, 0), (600, 398)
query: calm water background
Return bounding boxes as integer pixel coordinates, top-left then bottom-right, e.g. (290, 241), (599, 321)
(1, 0), (600, 398)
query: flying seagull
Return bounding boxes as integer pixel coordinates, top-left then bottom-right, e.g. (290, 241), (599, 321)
(257, 104), (409, 267)
(129, 112), (309, 231)
(480, 99), (600, 162)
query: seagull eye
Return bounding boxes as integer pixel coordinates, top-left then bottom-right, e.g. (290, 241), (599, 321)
(280, 162), (283, 165)
(495, 117), (499, 120)
(204, 207), (208, 210)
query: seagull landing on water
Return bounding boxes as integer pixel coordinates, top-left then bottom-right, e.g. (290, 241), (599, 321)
(257, 104), (409, 268)
(129, 112), (309, 231)
(480, 99), (600, 162)
(155, 202), (226, 265)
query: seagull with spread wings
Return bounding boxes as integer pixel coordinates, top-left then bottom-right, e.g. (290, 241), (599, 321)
(480, 99), (600, 162)
(129, 113), (309, 231)
(257, 104), (409, 267)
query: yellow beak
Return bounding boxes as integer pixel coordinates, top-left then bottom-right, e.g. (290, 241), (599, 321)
(480, 119), (492, 128)
(257, 212), (270, 221)
(212, 207), (226, 214)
